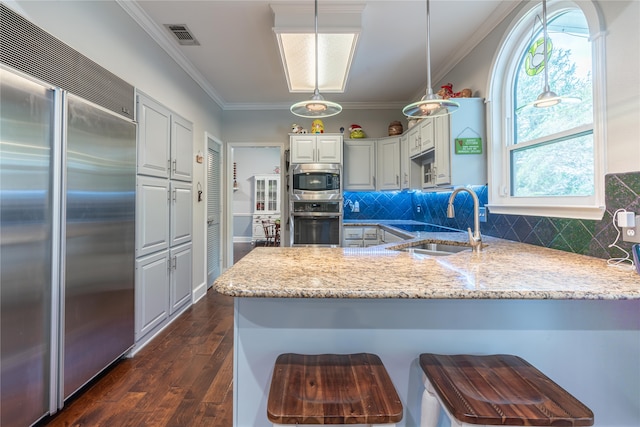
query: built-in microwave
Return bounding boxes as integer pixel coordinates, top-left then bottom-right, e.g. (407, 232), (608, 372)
(291, 163), (341, 199)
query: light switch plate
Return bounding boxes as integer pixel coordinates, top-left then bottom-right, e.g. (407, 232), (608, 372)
(478, 207), (487, 223)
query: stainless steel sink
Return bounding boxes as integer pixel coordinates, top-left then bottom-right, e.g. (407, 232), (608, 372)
(398, 243), (471, 256)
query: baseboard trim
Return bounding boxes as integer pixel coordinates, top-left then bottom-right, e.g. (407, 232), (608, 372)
(193, 281), (207, 303)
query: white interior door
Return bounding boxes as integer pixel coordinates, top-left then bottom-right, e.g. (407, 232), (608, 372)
(206, 137), (222, 287)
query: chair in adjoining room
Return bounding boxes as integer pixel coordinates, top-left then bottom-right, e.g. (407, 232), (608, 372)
(262, 220), (280, 246)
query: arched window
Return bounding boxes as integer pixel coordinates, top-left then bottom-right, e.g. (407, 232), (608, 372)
(487, 0), (606, 220)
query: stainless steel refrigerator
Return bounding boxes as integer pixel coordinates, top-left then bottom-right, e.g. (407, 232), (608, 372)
(1, 66), (135, 426)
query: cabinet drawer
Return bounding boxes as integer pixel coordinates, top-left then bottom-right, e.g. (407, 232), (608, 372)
(363, 227), (378, 240)
(343, 227), (363, 239)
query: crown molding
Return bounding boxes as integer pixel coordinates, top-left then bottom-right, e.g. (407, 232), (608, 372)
(116, 0), (227, 109)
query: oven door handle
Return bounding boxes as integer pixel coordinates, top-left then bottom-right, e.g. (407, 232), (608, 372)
(292, 213), (342, 218)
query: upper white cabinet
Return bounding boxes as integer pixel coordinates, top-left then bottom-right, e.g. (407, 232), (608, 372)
(408, 118), (435, 159)
(400, 134), (413, 190)
(290, 134), (342, 163)
(377, 137), (401, 191)
(344, 139), (376, 191)
(137, 93), (193, 182)
(170, 114), (194, 182)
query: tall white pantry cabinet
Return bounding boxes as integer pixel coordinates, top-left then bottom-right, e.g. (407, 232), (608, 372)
(134, 93), (193, 349)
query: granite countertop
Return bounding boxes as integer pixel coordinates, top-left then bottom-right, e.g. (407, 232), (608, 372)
(214, 228), (640, 300)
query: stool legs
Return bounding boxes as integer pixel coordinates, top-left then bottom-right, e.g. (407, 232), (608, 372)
(421, 375), (441, 427)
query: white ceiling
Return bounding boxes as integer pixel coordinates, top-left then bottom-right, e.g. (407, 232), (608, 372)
(119, 0), (522, 111)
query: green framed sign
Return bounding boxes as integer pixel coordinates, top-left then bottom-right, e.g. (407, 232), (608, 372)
(455, 137), (483, 154)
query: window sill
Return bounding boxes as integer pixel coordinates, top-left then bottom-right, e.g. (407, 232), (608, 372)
(486, 204), (605, 221)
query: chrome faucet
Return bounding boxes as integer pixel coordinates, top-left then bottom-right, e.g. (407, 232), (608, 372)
(447, 188), (482, 253)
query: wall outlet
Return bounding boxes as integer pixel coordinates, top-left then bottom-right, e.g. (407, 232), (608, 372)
(416, 205), (421, 213)
(622, 215), (640, 243)
(479, 207), (487, 223)
(353, 201), (359, 213)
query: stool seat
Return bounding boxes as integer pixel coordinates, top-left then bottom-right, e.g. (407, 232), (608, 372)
(268, 353), (403, 425)
(419, 354), (594, 426)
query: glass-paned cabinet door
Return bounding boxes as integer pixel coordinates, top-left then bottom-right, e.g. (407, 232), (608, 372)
(253, 174), (280, 214)
(267, 178), (278, 211)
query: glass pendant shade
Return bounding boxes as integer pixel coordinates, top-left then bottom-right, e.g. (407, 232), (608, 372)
(531, 0), (580, 109)
(290, 0), (342, 119)
(290, 89), (342, 118)
(403, 92), (459, 118)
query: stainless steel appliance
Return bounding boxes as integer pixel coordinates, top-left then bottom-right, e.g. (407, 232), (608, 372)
(0, 66), (135, 425)
(291, 163), (341, 200)
(290, 200), (342, 246)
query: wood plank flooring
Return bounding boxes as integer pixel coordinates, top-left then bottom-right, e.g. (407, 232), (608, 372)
(38, 242), (258, 427)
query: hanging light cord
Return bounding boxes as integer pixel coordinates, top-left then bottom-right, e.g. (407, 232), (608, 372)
(541, 0), (551, 94)
(314, 0), (319, 97)
(425, 0), (433, 97)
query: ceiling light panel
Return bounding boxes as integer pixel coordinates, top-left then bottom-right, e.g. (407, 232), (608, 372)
(272, 2), (364, 94)
(277, 32), (358, 92)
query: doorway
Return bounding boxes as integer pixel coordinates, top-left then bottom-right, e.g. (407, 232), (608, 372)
(225, 142), (285, 267)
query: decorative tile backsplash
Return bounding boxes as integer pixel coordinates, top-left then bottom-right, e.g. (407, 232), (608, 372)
(344, 172), (640, 260)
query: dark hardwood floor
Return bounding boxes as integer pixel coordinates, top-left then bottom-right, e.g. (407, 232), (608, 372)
(39, 243), (256, 427)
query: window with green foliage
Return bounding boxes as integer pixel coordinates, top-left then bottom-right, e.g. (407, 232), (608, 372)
(487, 1), (605, 220)
(512, 9), (593, 197)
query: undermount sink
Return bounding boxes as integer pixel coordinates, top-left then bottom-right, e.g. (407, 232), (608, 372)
(397, 242), (471, 256)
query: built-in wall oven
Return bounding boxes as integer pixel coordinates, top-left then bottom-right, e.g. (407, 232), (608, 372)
(290, 200), (342, 247)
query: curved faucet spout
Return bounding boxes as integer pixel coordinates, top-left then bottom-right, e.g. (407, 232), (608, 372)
(447, 187), (482, 252)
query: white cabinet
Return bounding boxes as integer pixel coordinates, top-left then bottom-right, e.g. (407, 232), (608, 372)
(137, 93), (193, 182)
(344, 139), (376, 191)
(135, 177), (192, 256)
(377, 137), (401, 191)
(170, 114), (194, 182)
(136, 176), (169, 257)
(342, 226), (379, 247)
(135, 250), (169, 339)
(134, 243), (192, 341)
(169, 181), (193, 247)
(252, 175), (280, 243)
(400, 134), (413, 190)
(290, 134), (342, 163)
(134, 93), (194, 349)
(169, 243), (192, 314)
(408, 118), (435, 159)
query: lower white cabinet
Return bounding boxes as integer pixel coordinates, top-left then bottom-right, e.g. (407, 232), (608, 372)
(170, 243), (192, 314)
(342, 226), (379, 247)
(135, 243), (192, 343)
(135, 250), (170, 339)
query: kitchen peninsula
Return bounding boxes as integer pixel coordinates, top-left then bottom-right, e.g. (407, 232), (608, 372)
(214, 233), (640, 427)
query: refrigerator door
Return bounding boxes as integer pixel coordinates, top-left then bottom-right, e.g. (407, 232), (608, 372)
(0, 68), (54, 425)
(63, 95), (136, 399)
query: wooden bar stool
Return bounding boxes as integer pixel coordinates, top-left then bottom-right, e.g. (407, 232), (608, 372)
(267, 353), (403, 426)
(419, 354), (594, 427)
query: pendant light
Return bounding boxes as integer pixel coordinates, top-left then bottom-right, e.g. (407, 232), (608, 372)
(531, 0), (580, 108)
(402, 0), (459, 118)
(290, 0), (342, 118)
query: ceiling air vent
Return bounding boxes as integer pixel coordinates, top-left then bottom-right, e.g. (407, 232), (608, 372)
(164, 24), (200, 46)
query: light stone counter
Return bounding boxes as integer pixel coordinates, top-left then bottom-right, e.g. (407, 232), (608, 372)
(214, 233), (640, 300)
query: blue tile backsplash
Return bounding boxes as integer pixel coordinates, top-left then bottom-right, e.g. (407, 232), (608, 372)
(344, 172), (640, 260)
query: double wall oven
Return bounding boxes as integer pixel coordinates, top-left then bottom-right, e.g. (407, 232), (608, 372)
(290, 163), (342, 246)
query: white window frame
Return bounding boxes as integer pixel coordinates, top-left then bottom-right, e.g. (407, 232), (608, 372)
(486, 0), (607, 220)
